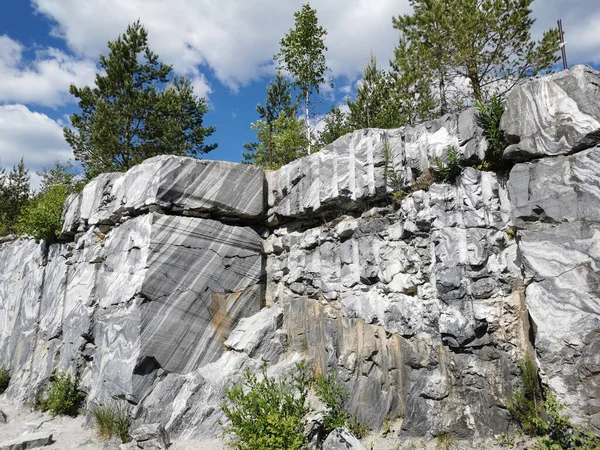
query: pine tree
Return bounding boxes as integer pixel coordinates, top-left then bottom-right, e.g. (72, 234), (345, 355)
(275, 3), (329, 154)
(243, 72), (298, 169)
(389, 37), (437, 125)
(316, 106), (353, 148)
(347, 54), (410, 129)
(393, 0), (560, 103)
(64, 21), (216, 179)
(0, 158), (30, 235)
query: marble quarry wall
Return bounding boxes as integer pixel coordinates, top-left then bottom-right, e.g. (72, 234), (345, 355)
(1, 64), (599, 439)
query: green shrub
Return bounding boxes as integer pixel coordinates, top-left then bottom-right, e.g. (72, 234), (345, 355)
(36, 371), (85, 416)
(534, 393), (600, 450)
(475, 94), (509, 172)
(347, 414), (371, 439)
(507, 357), (546, 435)
(314, 371), (349, 436)
(507, 357), (600, 449)
(221, 361), (312, 450)
(0, 367), (10, 394)
(93, 401), (130, 442)
(431, 147), (463, 182)
(16, 184), (71, 243)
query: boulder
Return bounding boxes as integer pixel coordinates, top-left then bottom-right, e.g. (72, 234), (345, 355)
(322, 427), (365, 450)
(0, 432), (53, 450)
(62, 156), (265, 235)
(501, 65), (600, 161)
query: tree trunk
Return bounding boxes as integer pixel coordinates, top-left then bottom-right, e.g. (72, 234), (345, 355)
(305, 90), (311, 154)
(439, 74), (448, 115)
(467, 64), (482, 102)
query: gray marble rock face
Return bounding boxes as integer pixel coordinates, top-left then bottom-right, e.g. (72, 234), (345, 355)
(2, 67), (600, 445)
(0, 239), (46, 401)
(508, 148), (600, 431)
(86, 213), (263, 404)
(62, 156), (265, 235)
(322, 427), (366, 450)
(508, 146), (600, 227)
(266, 111), (486, 222)
(501, 65), (600, 161)
(266, 169), (525, 437)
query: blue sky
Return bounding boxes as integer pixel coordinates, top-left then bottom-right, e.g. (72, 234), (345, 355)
(1, 0), (599, 189)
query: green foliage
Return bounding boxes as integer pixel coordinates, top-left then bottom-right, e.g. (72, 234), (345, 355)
(534, 393), (600, 450)
(243, 113), (307, 170)
(38, 161), (84, 194)
(15, 161), (81, 243)
(16, 184), (70, 243)
(275, 4), (329, 153)
(65, 21), (216, 179)
(316, 106), (353, 148)
(506, 358), (600, 449)
(93, 401), (130, 443)
(507, 357), (545, 435)
(347, 414), (371, 439)
(0, 158), (31, 236)
(221, 361), (312, 450)
(475, 94), (509, 171)
(392, 0), (559, 106)
(314, 371), (349, 436)
(0, 367), (10, 394)
(36, 371), (85, 417)
(431, 148), (463, 182)
(348, 54), (408, 130)
(243, 72), (302, 169)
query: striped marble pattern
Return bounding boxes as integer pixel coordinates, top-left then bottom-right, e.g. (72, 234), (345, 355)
(0, 239), (46, 400)
(86, 213), (263, 403)
(62, 156), (265, 234)
(267, 110), (486, 221)
(501, 65), (600, 161)
(508, 146), (600, 226)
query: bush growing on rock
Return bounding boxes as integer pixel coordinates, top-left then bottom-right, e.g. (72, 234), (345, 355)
(221, 361), (312, 450)
(314, 371), (349, 437)
(221, 361), (363, 449)
(507, 357), (600, 449)
(36, 371), (85, 417)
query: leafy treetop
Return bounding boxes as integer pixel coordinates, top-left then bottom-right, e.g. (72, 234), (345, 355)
(64, 21), (216, 179)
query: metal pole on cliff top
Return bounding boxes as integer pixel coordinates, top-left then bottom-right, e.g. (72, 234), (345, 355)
(558, 19), (568, 70)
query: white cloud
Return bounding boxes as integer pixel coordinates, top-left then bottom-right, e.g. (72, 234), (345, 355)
(31, 0), (600, 94)
(0, 104), (74, 189)
(31, 0), (405, 90)
(0, 35), (97, 108)
(532, 0), (600, 65)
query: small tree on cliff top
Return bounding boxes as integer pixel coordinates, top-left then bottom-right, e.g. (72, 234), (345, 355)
(65, 21), (217, 179)
(393, 0), (560, 104)
(275, 3), (330, 154)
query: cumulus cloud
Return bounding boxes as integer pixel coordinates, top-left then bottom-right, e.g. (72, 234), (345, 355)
(31, 0), (405, 89)
(0, 35), (97, 108)
(0, 104), (74, 189)
(31, 0), (600, 93)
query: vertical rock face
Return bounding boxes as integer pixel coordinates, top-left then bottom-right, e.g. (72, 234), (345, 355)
(507, 147), (600, 430)
(266, 168), (526, 436)
(1, 64), (599, 442)
(1, 159), (266, 409)
(0, 239), (45, 400)
(266, 109), (486, 222)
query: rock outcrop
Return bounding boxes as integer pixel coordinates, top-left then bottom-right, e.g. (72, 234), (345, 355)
(0, 64), (599, 444)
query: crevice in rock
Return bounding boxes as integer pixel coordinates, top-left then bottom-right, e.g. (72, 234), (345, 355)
(134, 356), (161, 376)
